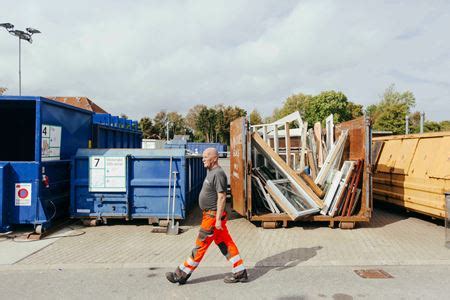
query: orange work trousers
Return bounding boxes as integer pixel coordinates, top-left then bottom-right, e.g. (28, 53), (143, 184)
(178, 210), (245, 276)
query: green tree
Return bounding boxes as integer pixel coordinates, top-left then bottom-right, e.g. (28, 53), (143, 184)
(196, 107), (217, 142)
(272, 93), (312, 121)
(185, 104), (207, 132)
(167, 112), (188, 136)
(424, 121), (441, 132)
(304, 90), (353, 125)
(139, 117), (155, 139)
(271, 91), (361, 126)
(249, 109), (263, 125)
(370, 84), (416, 135)
(153, 111), (168, 139)
(220, 105), (247, 144)
(346, 101), (364, 119)
(440, 120), (450, 131)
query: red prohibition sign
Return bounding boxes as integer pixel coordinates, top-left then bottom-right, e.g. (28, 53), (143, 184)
(18, 188), (29, 199)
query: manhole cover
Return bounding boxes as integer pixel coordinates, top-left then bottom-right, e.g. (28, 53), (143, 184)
(354, 269), (393, 279)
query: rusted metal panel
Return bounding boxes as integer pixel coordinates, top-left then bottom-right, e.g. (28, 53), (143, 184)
(230, 117), (247, 216)
(335, 116), (372, 219)
(335, 117), (365, 161)
(374, 131), (450, 219)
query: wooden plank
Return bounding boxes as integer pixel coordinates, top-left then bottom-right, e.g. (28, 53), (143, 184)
(230, 117), (247, 216)
(285, 122), (291, 167)
(300, 121), (308, 171)
(373, 130), (450, 141)
(307, 150), (318, 180)
(263, 125), (268, 167)
(299, 171), (325, 198)
(252, 132), (323, 207)
(251, 213), (291, 222)
(265, 183), (296, 221)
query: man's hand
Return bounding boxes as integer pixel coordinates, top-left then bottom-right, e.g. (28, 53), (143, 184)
(215, 219), (223, 230)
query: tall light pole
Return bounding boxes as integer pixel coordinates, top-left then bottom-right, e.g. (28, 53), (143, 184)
(0, 22), (41, 96)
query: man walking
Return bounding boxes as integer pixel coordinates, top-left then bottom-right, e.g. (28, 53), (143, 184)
(166, 148), (247, 284)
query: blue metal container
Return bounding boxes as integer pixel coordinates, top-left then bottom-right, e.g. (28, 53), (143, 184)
(0, 96), (94, 232)
(164, 139), (187, 149)
(187, 142), (228, 158)
(70, 149), (206, 223)
(0, 163), (10, 232)
(92, 114), (142, 148)
(0, 97), (142, 233)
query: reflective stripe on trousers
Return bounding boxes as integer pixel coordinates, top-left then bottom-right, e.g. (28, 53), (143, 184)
(178, 211), (245, 276)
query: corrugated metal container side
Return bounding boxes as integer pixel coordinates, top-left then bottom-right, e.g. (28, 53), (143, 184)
(92, 113), (142, 148)
(164, 140), (187, 149)
(187, 142), (228, 157)
(92, 125), (142, 148)
(70, 149), (206, 223)
(373, 131), (450, 219)
(0, 96), (94, 232)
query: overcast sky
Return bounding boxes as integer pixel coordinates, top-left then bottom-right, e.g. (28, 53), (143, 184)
(1, 0), (449, 121)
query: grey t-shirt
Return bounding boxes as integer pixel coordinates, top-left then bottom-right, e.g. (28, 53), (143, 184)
(198, 166), (227, 211)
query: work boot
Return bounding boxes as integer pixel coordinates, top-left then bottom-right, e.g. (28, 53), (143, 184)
(165, 268), (190, 285)
(224, 269), (248, 283)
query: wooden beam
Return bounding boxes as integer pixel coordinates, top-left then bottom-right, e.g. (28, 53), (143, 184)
(299, 171), (325, 198)
(265, 184), (296, 221)
(285, 122), (291, 167)
(307, 150), (318, 180)
(252, 132), (323, 207)
(274, 126), (279, 154)
(299, 121), (308, 171)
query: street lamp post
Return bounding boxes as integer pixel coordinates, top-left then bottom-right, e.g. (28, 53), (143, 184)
(0, 22), (41, 96)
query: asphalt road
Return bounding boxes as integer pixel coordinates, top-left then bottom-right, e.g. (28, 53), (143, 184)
(1, 265), (450, 299)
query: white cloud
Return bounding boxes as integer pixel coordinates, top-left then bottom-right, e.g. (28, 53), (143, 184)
(1, 0), (449, 121)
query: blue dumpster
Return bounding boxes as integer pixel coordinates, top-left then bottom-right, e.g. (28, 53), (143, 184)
(0, 96), (142, 233)
(0, 163), (10, 232)
(70, 149), (206, 223)
(187, 142), (228, 158)
(92, 114), (142, 148)
(0, 96), (93, 232)
(164, 139), (187, 149)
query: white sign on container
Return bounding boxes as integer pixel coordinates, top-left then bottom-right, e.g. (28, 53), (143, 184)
(41, 124), (62, 161)
(89, 156), (126, 192)
(15, 183), (32, 206)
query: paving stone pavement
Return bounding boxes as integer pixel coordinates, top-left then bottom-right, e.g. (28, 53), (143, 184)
(13, 205), (450, 269)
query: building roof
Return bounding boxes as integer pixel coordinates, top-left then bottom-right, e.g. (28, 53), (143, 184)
(47, 96), (108, 113)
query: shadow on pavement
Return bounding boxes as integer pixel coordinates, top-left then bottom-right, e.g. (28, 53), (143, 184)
(188, 246), (322, 284)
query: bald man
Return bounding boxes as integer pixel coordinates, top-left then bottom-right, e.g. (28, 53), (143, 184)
(166, 148), (247, 284)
